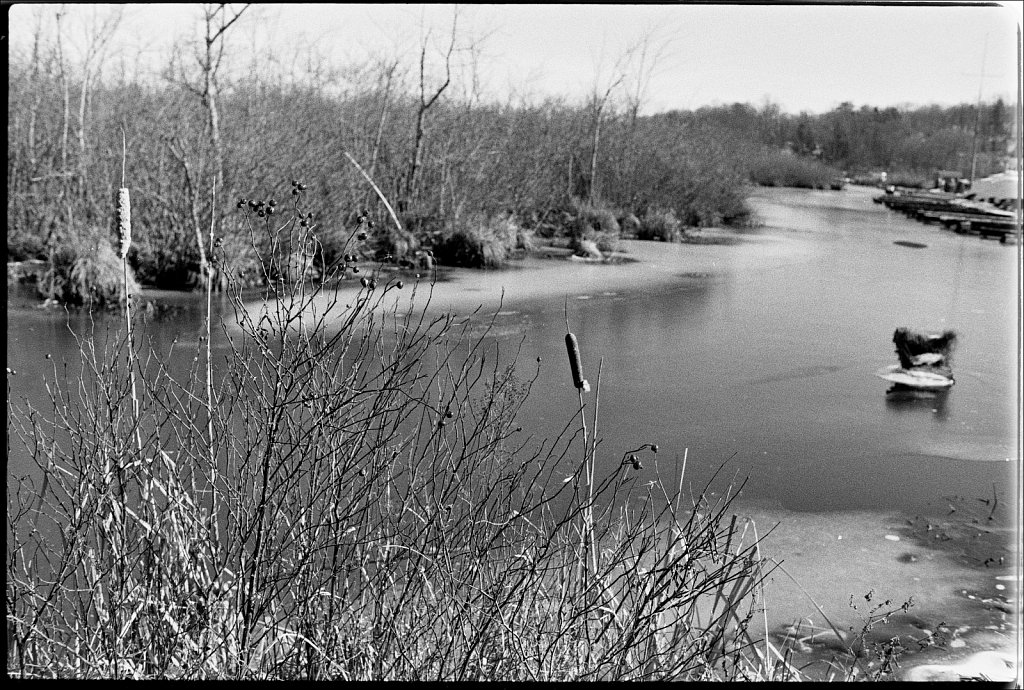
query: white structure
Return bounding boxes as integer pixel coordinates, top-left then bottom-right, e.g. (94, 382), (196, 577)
(970, 170), (1020, 203)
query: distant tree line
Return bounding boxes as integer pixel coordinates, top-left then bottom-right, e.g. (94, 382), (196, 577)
(683, 99), (1015, 182)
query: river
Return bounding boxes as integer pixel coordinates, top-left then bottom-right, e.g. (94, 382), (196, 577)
(6, 184), (1019, 674)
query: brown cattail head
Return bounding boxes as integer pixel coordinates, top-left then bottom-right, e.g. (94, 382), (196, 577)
(565, 333), (590, 391)
(116, 188), (132, 259)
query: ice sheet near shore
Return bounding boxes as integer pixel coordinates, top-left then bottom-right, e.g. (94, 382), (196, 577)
(229, 232), (801, 333)
(901, 648), (1017, 682)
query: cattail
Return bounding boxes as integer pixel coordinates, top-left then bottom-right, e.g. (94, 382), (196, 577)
(565, 333), (590, 392)
(116, 188), (132, 259)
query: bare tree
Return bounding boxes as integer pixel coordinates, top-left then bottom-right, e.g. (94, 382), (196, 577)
(53, 7), (71, 176)
(171, 4), (249, 197)
(620, 24), (678, 204)
(369, 57), (401, 183)
(401, 7), (459, 213)
(168, 3), (249, 279)
(167, 136), (208, 287)
(585, 22), (678, 205)
(24, 8), (48, 175)
(72, 5), (123, 174)
(586, 76), (623, 204)
(200, 3), (248, 199)
(622, 23), (676, 129)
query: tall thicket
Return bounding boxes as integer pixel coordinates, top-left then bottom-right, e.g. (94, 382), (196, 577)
(7, 22), (761, 288)
(9, 14), (1010, 288)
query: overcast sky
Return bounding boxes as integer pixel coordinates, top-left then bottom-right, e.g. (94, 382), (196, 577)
(7, 2), (1021, 114)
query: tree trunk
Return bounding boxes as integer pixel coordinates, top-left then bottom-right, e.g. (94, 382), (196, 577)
(169, 139), (208, 287)
(589, 108), (602, 203)
(404, 110), (428, 212)
(204, 65), (225, 203)
(368, 66), (396, 182)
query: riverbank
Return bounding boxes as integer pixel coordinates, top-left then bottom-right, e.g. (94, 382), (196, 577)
(290, 227), (792, 323)
(5, 224), (761, 308)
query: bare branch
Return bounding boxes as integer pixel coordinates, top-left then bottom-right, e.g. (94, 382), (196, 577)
(206, 3), (250, 46)
(421, 6), (458, 111)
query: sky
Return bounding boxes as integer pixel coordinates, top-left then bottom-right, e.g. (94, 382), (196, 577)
(6, 2), (1022, 115)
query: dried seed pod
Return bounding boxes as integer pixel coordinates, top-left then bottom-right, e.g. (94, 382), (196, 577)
(116, 188), (132, 259)
(565, 333), (589, 391)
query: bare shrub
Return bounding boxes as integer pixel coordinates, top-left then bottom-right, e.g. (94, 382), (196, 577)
(637, 210), (682, 243)
(8, 183), (775, 680)
(433, 211), (531, 268)
(38, 226), (140, 306)
(573, 204), (621, 237)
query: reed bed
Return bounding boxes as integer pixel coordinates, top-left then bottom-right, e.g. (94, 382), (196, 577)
(8, 180), (832, 680)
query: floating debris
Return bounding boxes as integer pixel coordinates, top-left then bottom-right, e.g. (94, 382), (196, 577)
(877, 327), (957, 391)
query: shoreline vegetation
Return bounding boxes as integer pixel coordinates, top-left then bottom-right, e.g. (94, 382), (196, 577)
(8, 13), (1013, 309)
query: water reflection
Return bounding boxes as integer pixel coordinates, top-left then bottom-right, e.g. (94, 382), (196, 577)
(884, 386), (951, 421)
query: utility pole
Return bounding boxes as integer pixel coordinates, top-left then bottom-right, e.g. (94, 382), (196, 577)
(969, 35), (988, 185)
(961, 42), (1007, 184)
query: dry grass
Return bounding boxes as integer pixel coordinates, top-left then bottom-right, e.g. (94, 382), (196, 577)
(37, 226), (141, 307)
(637, 210), (683, 243)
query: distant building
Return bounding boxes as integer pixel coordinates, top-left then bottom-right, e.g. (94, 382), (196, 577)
(970, 170), (1020, 206)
